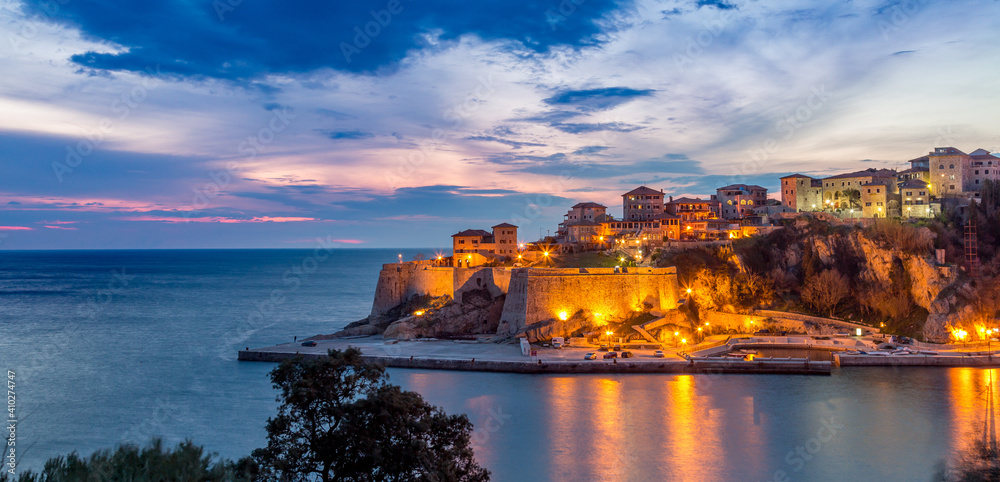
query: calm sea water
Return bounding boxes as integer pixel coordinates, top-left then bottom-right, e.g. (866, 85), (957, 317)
(1, 249), (996, 481)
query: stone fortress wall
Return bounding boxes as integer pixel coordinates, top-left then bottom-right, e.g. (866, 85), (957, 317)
(497, 267), (679, 336)
(369, 261), (512, 318)
(369, 262), (680, 338)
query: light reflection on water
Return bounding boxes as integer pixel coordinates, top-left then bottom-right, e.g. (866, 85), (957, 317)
(389, 367), (1000, 482)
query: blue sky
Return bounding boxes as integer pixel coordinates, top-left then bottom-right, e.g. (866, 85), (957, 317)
(0, 0), (998, 249)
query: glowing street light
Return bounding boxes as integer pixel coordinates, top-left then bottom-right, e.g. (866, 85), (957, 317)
(558, 311), (568, 321)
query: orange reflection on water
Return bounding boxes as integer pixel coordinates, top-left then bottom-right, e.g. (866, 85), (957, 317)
(947, 368), (1000, 456)
(547, 376), (578, 481)
(590, 378), (626, 479)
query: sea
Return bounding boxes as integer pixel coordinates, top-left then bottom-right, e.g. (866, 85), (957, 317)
(1, 249), (997, 481)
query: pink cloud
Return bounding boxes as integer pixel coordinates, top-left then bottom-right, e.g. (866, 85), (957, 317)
(0, 226), (32, 231)
(330, 239), (364, 244)
(377, 214), (441, 221)
(44, 225), (78, 230)
(118, 215), (317, 223)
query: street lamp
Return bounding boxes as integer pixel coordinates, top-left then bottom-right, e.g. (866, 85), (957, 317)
(606, 330), (613, 351)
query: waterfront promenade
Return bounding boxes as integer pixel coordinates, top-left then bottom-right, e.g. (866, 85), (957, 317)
(240, 333), (1000, 374)
(239, 336), (832, 374)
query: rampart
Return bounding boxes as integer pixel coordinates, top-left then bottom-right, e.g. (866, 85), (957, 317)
(369, 262), (511, 318)
(370, 263), (680, 338)
(497, 267), (680, 337)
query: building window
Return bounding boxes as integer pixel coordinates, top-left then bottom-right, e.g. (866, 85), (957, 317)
(950, 164), (955, 169)
(865, 202), (872, 207)
(939, 165), (944, 169)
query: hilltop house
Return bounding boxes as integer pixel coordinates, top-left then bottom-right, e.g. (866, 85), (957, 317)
(716, 184), (768, 220)
(780, 174), (823, 211)
(451, 223), (518, 267)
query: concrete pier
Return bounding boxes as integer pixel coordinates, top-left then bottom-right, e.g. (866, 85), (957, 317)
(835, 353), (1000, 367)
(238, 337), (831, 375)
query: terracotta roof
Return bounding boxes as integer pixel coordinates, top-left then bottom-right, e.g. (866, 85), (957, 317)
(653, 213), (682, 219)
(971, 150), (1000, 161)
(900, 179), (929, 189)
(571, 202), (607, 209)
(908, 155), (929, 164)
(491, 222), (518, 228)
(623, 186), (663, 196)
(717, 184), (767, 191)
(929, 147), (967, 156)
(824, 168), (897, 180)
(452, 229), (491, 237)
(898, 167), (929, 174)
(780, 174), (813, 179)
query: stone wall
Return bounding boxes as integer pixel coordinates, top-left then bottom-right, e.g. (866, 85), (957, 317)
(497, 267), (680, 337)
(369, 263), (511, 318)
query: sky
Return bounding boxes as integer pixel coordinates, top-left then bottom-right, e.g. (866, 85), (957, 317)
(0, 0), (998, 249)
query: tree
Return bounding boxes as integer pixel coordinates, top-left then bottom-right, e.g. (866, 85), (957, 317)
(801, 269), (850, 317)
(251, 348), (489, 482)
(0, 439), (252, 482)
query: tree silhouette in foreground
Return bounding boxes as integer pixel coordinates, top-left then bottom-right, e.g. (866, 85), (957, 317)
(250, 348), (490, 481)
(2, 348), (488, 482)
(0, 439), (253, 481)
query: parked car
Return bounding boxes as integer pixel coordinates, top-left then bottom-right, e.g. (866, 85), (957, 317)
(603, 352), (618, 359)
(552, 337), (564, 349)
(621, 351), (634, 358)
(300, 340), (317, 347)
(598, 344), (610, 352)
(613, 345), (622, 352)
(754, 329), (771, 336)
(653, 350), (665, 358)
(584, 353), (598, 360)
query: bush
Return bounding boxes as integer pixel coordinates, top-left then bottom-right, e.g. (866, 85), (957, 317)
(801, 269), (850, 317)
(864, 219), (934, 254)
(0, 439), (253, 482)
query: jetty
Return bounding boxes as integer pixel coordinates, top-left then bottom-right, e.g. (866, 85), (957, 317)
(239, 337), (832, 375)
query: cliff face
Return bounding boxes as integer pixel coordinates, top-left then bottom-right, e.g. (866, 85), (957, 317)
(736, 223), (971, 342)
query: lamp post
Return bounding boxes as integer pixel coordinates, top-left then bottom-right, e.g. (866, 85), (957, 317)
(606, 330), (613, 352)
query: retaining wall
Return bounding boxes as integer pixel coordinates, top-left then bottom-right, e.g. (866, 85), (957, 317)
(369, 263), (512, 317)
(497, 267), (679, 337)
